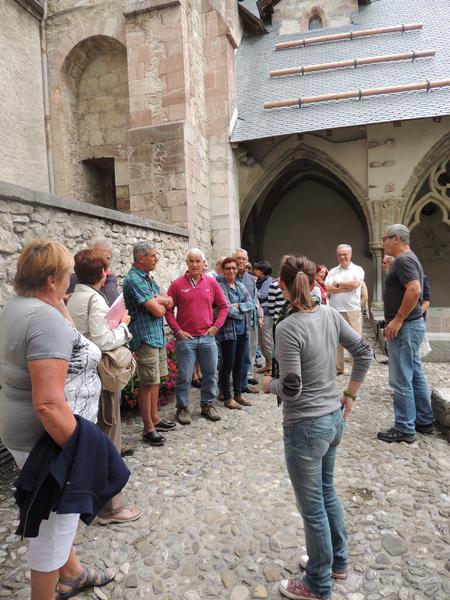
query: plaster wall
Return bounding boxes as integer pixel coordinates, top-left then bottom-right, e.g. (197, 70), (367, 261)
(261, 179), (373, 293)
(0, 0), (48, 192)
(367, 119), (450, 203)
(273, 0), (358, 35)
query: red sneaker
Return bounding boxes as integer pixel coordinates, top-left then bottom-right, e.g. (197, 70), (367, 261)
(279, 579), (330, 600)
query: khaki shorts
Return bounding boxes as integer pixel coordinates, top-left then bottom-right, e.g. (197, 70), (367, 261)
(135, 344), (168, 385)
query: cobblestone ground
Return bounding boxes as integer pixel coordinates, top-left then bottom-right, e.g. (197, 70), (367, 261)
(0, 361), (449, 600)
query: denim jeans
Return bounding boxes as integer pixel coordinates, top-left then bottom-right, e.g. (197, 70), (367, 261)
(176, 335), (218, 408)
(219, 334), (247, 401)
(284, 410), (347, 599)
(241, 332), (252, 391)
(387, 318), (433, 434)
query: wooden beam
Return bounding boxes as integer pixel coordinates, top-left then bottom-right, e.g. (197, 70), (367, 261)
(264, 79), (450, 109)
(275, 23), (423, 51)
(269, 49), (436, 78)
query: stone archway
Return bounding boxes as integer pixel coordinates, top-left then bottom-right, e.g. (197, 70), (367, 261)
(240, 142), (371, 242)
(242, 156), (373, 295)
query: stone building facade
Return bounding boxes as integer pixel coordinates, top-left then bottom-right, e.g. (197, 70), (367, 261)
(1, 0), (449, 316)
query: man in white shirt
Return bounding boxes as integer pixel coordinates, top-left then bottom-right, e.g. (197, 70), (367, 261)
(325, 244), (365, 375)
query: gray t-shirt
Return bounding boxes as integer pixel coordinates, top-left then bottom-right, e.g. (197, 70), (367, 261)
(0, 296), (78, 451)
(383, 250), (424, 324)
(269, 305), (372, 426)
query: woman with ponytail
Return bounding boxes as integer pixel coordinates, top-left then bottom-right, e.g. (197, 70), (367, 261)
(262, 255), (372, 600)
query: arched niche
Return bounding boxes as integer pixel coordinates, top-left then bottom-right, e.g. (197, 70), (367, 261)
(57, 36), (131, 210)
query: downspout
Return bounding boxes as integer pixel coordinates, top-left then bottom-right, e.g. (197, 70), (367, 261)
(40, 0), (55, 193)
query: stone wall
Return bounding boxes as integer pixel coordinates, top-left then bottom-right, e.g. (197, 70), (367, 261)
(0, 182), (189, 309)
(0, 0), (49, 192)
(273, 0), (358, 35)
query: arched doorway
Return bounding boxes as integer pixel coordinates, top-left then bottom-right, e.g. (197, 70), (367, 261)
(242, 159), (372, 293)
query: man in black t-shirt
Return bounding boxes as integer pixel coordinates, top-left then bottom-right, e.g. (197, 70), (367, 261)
(377, 224), (434, 444)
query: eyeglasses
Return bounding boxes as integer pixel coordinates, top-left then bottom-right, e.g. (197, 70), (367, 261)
(382, 235), (396, 242)
(224, 266), (238, 271)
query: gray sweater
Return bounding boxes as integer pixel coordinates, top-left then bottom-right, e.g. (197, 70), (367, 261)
(269, 305), (372, 425)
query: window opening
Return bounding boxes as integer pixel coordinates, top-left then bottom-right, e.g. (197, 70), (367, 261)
(309, 15), (323, 30)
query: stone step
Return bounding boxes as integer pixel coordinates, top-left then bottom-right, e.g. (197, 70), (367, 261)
(423, 333), (450, 363)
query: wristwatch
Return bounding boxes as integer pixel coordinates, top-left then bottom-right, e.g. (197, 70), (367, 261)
(343, 389), (357, 401)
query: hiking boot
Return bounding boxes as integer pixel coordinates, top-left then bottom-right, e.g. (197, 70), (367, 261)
(176, 407), (191, 425)
(377, 427), (416, 444)
(200, 404), (221, 421)
(279, 579), (330, 600)
(218, 392), (224, 402)
(235, 395), (252, 407)
(415, 423), (434, 434)
(224, 399), (241, 410)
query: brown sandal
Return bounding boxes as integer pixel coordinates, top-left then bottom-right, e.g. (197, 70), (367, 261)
(58, 565), (116, 599)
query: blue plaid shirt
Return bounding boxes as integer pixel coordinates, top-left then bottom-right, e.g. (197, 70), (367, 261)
(123, 266), (165, 351)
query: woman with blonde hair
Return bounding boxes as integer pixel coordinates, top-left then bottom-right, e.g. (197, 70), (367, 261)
(263, 255), (372, 600)
(0, 240), (116, 600)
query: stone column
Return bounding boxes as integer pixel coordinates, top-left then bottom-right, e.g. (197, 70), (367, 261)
(370, 243), (384, 310)
(124, 0), (211, 247)
(203, 0), (241, 257)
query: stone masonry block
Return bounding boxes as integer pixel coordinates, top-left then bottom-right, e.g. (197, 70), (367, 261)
(431, 388), (450, 428)
(159, 55), (184, 75)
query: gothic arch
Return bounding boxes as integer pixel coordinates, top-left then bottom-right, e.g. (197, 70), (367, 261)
(240, 143), (372, 242)
(402, 132), (450, 225)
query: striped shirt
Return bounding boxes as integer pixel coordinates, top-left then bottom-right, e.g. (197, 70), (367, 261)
(267, 279), (285, 319)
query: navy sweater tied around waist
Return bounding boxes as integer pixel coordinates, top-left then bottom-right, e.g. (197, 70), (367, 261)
(14, 415), (130, 538)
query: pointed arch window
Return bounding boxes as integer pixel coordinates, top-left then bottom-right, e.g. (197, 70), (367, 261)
(309, 14), (323, 30)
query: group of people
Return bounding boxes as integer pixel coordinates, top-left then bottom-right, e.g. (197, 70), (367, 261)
(0, 221), (435, 600)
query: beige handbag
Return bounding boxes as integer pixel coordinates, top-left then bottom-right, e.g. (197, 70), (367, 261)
(98, 346), (135, 393)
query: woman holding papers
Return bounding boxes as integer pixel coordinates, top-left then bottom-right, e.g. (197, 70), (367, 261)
(67, 249), (141, 525)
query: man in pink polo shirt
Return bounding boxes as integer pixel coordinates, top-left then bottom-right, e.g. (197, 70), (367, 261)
(166, 248), (228, 424)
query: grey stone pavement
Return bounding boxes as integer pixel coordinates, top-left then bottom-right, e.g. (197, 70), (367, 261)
(0, 361), (449, 600)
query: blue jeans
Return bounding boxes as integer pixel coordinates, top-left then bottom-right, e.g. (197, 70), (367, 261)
(387, 318), (433, 434)
(241, 334), (251, 391)
(284, 410), (347, 599)
(219, 334), (247, 401)
(176, 335), (218, 408)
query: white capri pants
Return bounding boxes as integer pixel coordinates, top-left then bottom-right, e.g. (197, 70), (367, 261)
(9, 448), (80, 572)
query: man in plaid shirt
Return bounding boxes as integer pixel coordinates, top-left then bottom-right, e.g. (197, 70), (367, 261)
(123, 242), (176, 446)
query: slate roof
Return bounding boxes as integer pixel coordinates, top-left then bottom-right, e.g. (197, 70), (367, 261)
(238, 0), (261, 20)
(231, 0), (450, 142)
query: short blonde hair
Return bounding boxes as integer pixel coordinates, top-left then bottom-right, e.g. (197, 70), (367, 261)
(14, 239), (74, 296)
